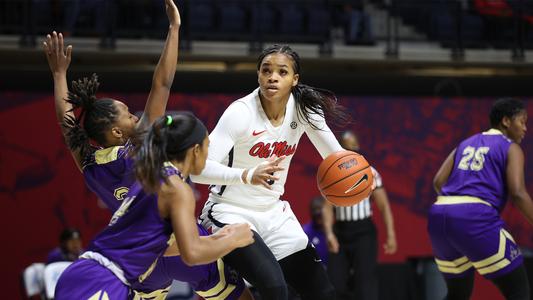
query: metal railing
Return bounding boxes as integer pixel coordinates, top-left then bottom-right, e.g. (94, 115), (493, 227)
(1, 0), (530, 60)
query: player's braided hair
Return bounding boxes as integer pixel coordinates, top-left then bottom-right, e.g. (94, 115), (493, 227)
(62, 74), (118, 158)
(257, 45), (350, 130)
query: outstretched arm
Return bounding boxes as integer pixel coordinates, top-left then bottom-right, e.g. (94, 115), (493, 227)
(507, 143), (533, 225)
(137, 0), (181, 130)
(43, 31), (83, 171)
(44, 31), (72, 127)
(159, 176), (254, 266)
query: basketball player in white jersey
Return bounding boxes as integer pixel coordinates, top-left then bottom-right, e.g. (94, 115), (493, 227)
(191, 45), (350, 300)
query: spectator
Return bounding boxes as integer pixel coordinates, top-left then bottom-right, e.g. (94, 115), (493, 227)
(303, 196), (329, 266)
(47, 228), (83, 264)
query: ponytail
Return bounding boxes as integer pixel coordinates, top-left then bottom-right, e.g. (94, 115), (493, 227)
(63, 114), (93, 160)
(135, 119), (169, 193)
(134, 113), (207, 193)
(292, 83), (350, 130)
(62, 73), (118, 151)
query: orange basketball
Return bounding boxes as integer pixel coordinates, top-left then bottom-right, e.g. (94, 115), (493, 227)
(317, 150), (374, 207)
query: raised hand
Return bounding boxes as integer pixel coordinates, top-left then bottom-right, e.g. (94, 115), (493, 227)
(383, 235), (397, 254)
(165, 0), (181, 27)
(43, 31), (72, 75)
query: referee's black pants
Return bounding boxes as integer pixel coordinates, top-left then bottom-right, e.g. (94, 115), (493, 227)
(327, 218), (378, 300)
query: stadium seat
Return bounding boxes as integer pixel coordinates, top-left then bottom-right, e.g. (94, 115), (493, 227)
(250, 2), (278, 35)
(279, 3), (305, 35)
(218, 3), (247, 33)
(307, 4), (331, 37)
(189, 0), (215, 32)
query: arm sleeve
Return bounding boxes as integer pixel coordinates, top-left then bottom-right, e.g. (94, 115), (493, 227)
(305, 114), (344, 159)
(190, 101), (250, 185)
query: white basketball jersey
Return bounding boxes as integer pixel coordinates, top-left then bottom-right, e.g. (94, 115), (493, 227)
(201, 88), (343, 209)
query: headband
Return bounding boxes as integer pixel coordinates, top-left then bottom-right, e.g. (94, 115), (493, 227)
(170, 115), (207, 153)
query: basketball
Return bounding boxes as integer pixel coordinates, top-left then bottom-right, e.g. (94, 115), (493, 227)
(317, 150), (374, 207)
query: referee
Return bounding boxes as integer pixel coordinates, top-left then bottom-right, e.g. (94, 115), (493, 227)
(322, 130), (397, 300)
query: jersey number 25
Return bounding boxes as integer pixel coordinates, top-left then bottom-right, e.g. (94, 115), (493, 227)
(458, 146), (490, 171)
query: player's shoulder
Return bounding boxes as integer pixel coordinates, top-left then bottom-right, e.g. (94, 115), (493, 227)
(229, 89), (258, 113)
(222, 90), (258, 129)
(82, 142), (132, 172)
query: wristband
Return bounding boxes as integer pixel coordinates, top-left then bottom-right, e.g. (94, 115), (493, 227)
(246, 166), (257, 184)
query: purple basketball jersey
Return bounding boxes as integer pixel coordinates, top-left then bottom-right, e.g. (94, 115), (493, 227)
(81, 151), (246, 299)
(87, 165), (180, 289)
(429, 129), (523, 279)
(441, 129), (512, 211)
(55, 259), (130, 300)
(82, 140), (135, 212)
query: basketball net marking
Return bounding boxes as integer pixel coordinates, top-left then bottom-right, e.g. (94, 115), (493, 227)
(344, 174), (368, 194)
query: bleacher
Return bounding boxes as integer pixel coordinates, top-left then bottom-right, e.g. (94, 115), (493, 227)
(379, 0), (533, 59)
(2, 0), (531, 60)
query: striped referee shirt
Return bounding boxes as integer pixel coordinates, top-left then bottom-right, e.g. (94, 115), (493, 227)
(334, 167), (382, 221)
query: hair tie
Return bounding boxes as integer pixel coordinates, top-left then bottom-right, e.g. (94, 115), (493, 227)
(166, 116), (173, 126)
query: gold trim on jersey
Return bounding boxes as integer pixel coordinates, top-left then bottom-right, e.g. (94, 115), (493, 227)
(502, 228), (516, 243)
(138, 235), (175, 283)
(167, 233), (176, 246)
(164, 161), (178, 170)
(435, 196), (492, 207)
(138, 257), (160, 284)
(472, 230), (507, 269)
(473, 229), (514, 275)
(435, 256), (473, 274)
(95, 145), (122, 164)
(482, 128), (503, 135)
(195, 259), (236, 299)
(88, 290), (110, 300)
(478, 258), (511, 275)
(436, 229), (517, 276)
(132, 286), (170, 300)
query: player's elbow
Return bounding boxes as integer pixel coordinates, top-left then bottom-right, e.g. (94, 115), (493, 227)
(179, 241), (213, 266)
(179, 250), (202, 266)
(151, 75), (173, 91)
(509, 189), (529, 205)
